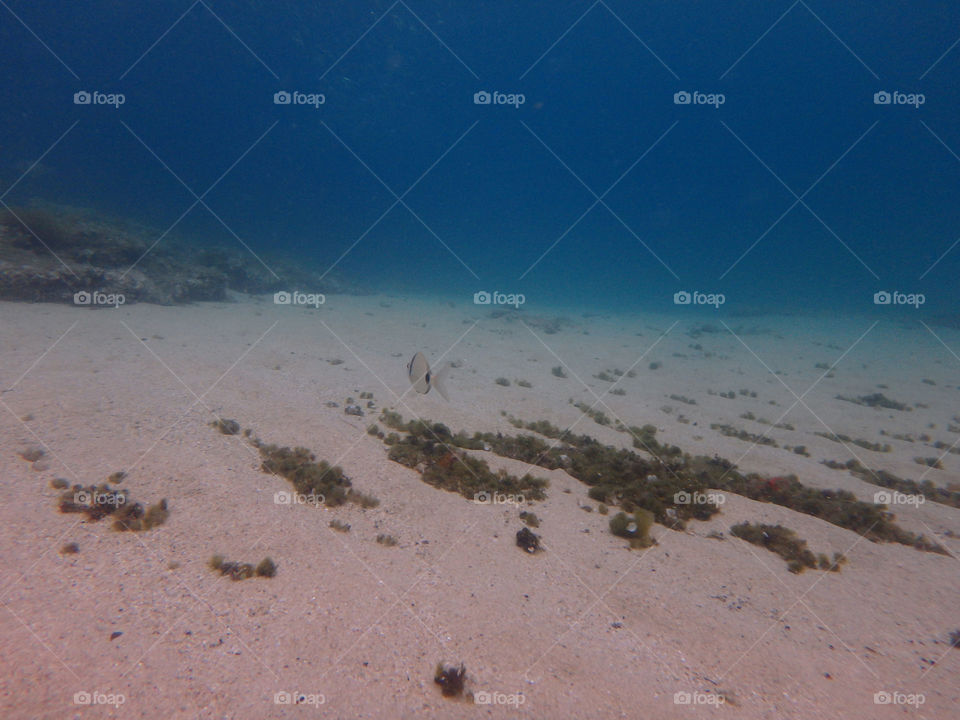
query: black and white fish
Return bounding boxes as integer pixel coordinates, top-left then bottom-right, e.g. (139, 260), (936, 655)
(407, 351), (449, 401)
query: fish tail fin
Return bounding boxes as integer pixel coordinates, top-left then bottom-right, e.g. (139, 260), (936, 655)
(432, 362), (451, 402)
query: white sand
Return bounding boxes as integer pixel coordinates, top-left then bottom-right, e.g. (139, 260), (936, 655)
(1, 296), (958, 719)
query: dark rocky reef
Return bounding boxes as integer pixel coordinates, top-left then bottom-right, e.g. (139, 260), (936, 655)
(0, 202), (358, 304)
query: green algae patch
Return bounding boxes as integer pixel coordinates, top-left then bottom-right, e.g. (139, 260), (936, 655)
(609, 509), (655, 549)
(380, 413), (548, 501)
(209, 554), (277, 580)
(731, 523), (817, 573)
(58, 484), (169, 532)
(253, 440), (379, 509)
(256, 442), (351, 506)
(398, 410), (944, 553)
(823, 458), (960, 508)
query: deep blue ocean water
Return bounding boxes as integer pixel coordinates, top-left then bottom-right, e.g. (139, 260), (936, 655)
(2, 1), (959, 316)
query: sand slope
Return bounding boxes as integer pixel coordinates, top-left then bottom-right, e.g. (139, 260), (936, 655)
(1, 296), (958, 719)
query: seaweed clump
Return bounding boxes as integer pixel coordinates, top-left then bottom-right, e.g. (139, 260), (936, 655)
(211, 418), (241, 435)
(519, 510), (539, 527)
(379, 411), (946, 555)
(434, 663), (466, 697)
(609, 510), (655, 549)
(113, 498), (169, 532)
(19, 447), (45, 462)
(711, 423), (779, 447)
(255, 557), (277, 577)
(836, 393), (911, 411)
(707, 469), (946, 554)
(57, 484), (167, 532)
(209, 555), (277, 580)
(817, 552), (847, 572)
(216, 424), (380, 509)
(813, 432), (890, 452)
(823, 459), (960, 508)
(380, 411), (714, 528)
(255, 442), (353, 507)
(572, 400), (612, 426)
(379, 412), (548, 502)
(730, 522), (818, 573)
(516, 527), (541, 553)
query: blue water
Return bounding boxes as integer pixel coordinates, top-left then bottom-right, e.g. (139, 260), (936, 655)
(2, 1), (959, 316)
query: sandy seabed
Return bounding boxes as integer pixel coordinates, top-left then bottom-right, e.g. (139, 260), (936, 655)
(1, 295), (958, 719)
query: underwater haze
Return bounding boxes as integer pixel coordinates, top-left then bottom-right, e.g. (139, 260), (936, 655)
(2, 1), (959, 313)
